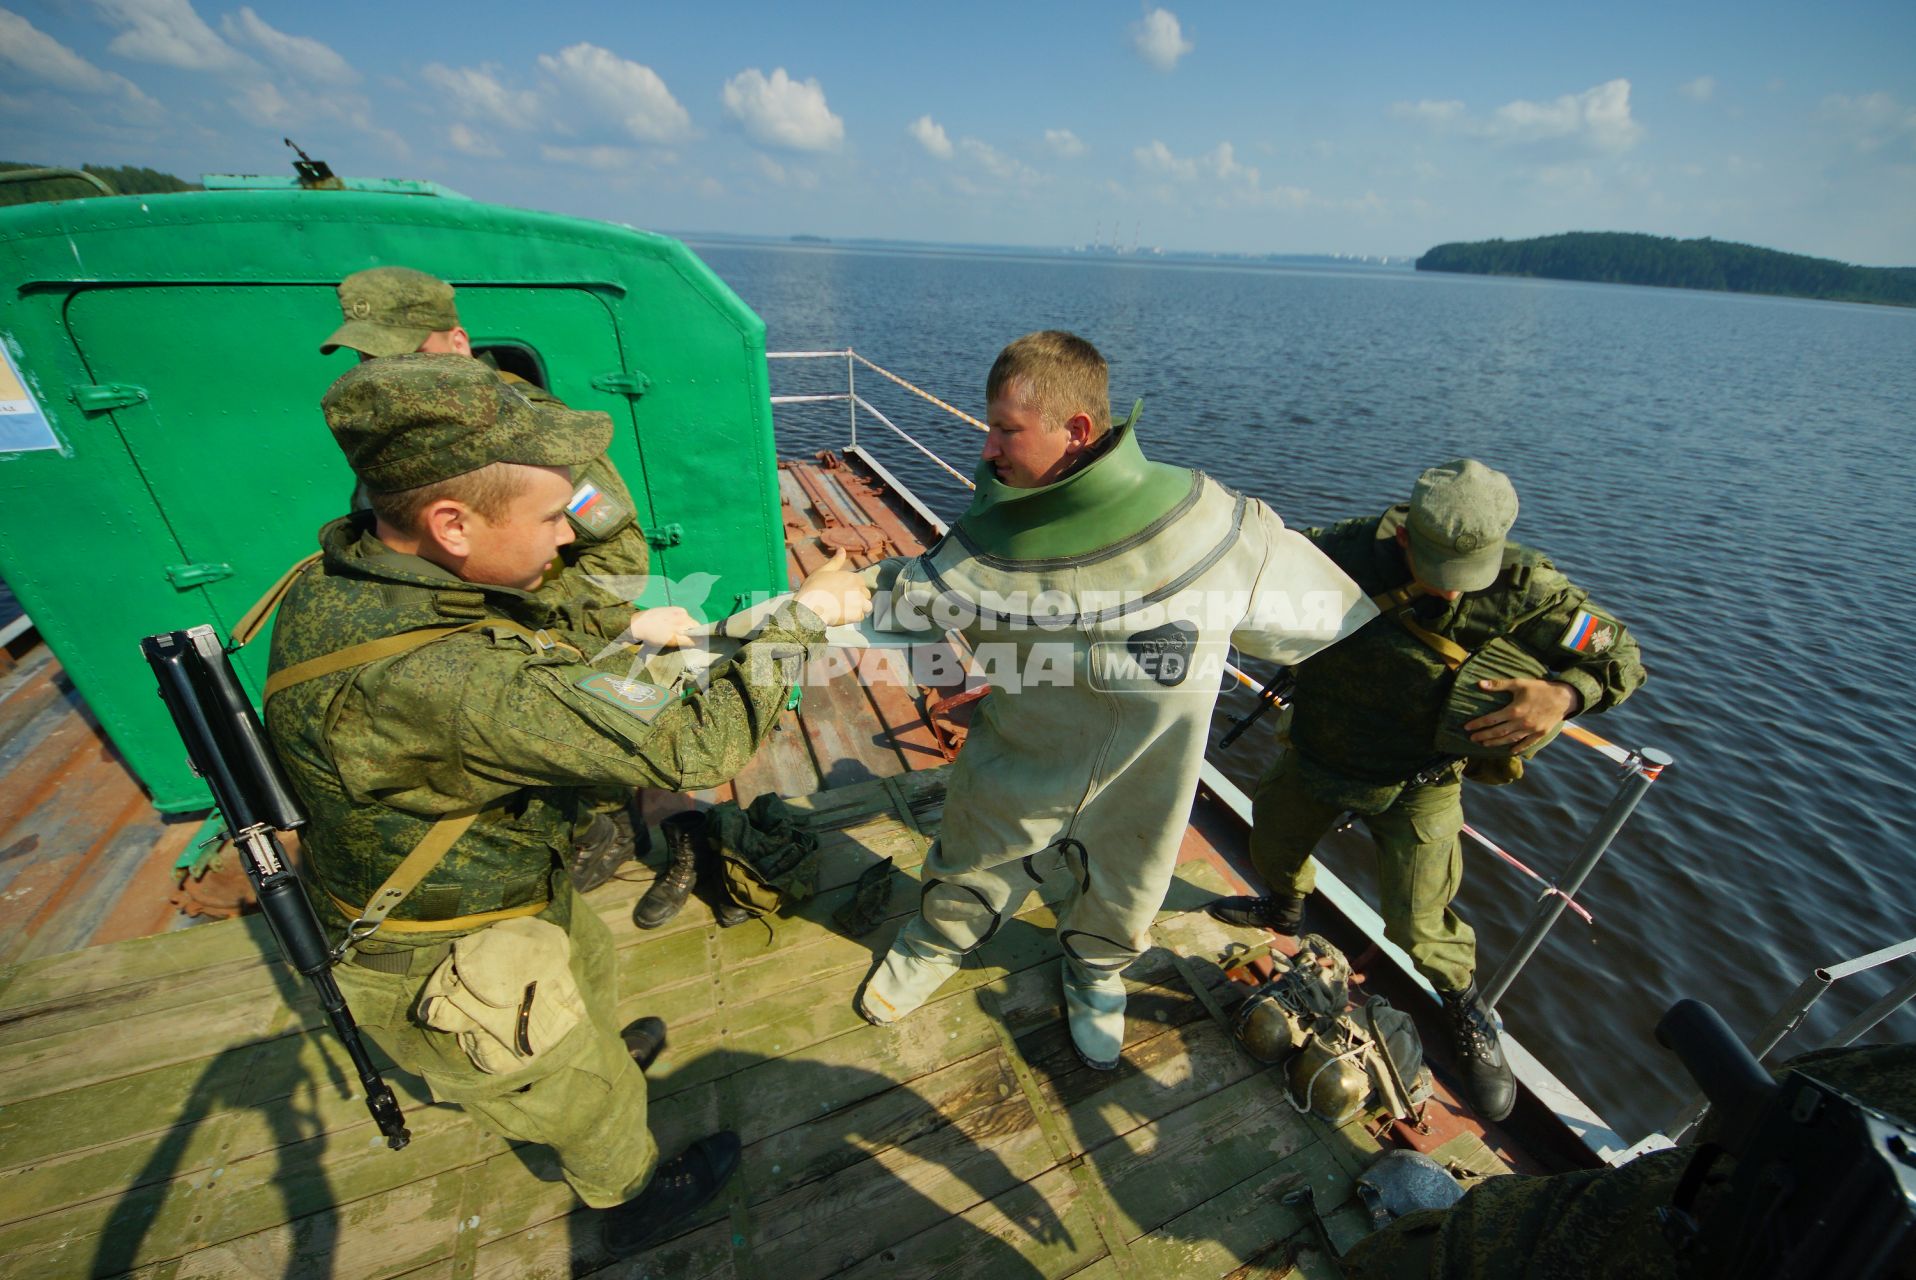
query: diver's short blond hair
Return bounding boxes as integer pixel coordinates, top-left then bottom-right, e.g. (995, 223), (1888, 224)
(986, 330), (1111, 437)
(368, 461), (533, 536)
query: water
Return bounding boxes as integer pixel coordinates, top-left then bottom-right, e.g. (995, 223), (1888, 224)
(697, 241), (1916, 1141)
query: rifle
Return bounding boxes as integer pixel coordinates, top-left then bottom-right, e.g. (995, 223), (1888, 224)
(141, 626), (410, 1151)
(1654, 998), (1915, 1278)
(1217, 665), (1294, 750)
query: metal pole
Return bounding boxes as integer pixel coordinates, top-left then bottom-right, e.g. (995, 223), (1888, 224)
(1826, 967), (1916, 1048)
(1481, 747), (1673, 1011)
(846, 350), (857, 449)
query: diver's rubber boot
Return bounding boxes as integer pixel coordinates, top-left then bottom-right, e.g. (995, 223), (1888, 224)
(1204, 893), (1305, 935)
(601, 1131), (741, 1259)
(1440, 981), (1516, 1123)
(634, 812), (700, 929)
(856, 924), (961, 1026)
(1062, 961), (1127, 1071)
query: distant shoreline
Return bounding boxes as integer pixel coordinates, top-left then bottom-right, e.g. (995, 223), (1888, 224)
(1416, 231), (1915, 309)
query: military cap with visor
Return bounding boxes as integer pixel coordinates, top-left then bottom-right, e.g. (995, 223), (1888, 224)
(322, 353), (612, 492)
(1404, 458), (1519, 593)
(320, 267), (460, 357)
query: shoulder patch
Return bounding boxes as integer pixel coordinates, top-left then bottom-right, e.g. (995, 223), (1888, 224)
(574, 671), (675, 722)
(566, 480), (630, 540)
(1559, 608), (1621, 655)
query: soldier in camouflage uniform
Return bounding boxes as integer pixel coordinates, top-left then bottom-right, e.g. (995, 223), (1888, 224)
(1207, 460), (1645, 1121)
(264, 354), (869, 1256)
(320, 266), (673, 891)
(1340, 1041), (1916, 1278)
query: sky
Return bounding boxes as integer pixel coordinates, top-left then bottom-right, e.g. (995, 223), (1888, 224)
(1, 1), (1912, 265)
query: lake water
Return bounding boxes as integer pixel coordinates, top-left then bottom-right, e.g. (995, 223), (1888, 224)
(699, 240), (1916, 1140)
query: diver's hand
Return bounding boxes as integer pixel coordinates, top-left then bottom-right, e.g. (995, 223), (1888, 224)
(794, 549), (873, 627)
(624, 606), (698, 649)
(1464, 678), (1580, 749)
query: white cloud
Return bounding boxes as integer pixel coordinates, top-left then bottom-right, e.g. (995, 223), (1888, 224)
(1398, 80), (1643, 153)
(538, 44), (690, 144)
(722, 67), (843, 152)
(1131, 8), (1193, 72)
(93, 0), (250, 72)
(1820, 91), (1916, 154)
(1393, 99), (1465, 124)
(1486, 79), (1642, 151)
(0, 9), (159, 111)
(1045, 128), (1084, 158)
(751, 151), (819, 188)
(1679, 76), (1716, 103)
(1132, 138), (1315, 209)
(959, 136), (1038, 183)
(220, 8), (355, 85)
(909, 114), (952, 159)
(422, 63), (540, 132)
(447, 122), (501, 158)
(541, 143), (641, 171)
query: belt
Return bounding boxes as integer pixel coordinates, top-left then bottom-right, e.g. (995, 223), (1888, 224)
(344, 942), (454, 977)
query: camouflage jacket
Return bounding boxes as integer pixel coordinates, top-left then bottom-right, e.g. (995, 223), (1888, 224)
(264, 514), (821, 929)
(1289, 507), (1645, 806)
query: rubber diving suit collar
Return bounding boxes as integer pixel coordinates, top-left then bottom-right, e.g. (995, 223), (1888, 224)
(955, 401), (1197, 561)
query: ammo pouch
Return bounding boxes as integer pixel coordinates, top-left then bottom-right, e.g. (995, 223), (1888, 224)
(707, 793), (821, 919)
(1233, 934), (1431, 1124)
(417, 917), (585, 1074)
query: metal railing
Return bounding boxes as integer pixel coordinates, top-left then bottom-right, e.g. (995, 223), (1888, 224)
(1665, 935), (1916, 1141)
(767, 347), (1674, 1013)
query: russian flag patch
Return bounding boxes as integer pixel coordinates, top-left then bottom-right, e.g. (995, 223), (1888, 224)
(568, 482), (603, 518)
(1558, 609), (1617, 654)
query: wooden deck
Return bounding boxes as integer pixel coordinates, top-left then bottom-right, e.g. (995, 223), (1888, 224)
(0, 453), (1517, 1277)
(0, 765), (1522, 1279)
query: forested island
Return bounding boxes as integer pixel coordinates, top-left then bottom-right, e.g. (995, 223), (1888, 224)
(1417, 232), (1916, 308)
(0, 162), (199, 206)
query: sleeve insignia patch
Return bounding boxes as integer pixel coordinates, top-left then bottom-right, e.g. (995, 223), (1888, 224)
(566, 481), (629, 540)
(1559, 609), (1618, 655)
(575, 672), (674, 722)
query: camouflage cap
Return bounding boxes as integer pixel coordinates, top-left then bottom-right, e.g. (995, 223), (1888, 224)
(320, 267), (460, 357)
(1405, 458), (1519, 592)
(322, 354), (612, 491)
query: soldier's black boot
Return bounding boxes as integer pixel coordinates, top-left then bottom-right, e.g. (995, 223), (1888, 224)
(1204, 893), (1305, 934)
(570, 808), (637, 893)
(634, 812), (700, 929)
(601, 1131), (742, 1258)
(1439, 981), (1516, 1123)
(620, 1016), (667, 1072)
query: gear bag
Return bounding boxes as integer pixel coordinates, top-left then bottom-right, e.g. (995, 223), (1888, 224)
(1232, 933), (1432, 1124)
(705, 793), (821, 918)
(416, 917), (587, 1075)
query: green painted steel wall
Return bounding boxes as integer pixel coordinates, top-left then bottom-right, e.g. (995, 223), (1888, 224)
(0, 188), (787, 812)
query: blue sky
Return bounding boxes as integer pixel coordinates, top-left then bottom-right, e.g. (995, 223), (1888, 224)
(2, 1), (1912, 264)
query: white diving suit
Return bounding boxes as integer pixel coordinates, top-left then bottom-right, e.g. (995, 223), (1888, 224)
(856, 416), (1377, 1066)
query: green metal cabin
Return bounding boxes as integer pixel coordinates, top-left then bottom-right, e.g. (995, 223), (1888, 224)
(0, 181), (788, 812)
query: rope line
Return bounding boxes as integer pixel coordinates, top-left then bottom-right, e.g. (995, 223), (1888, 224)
(852, 352), (988, 432)
(852, 392), (976, 491)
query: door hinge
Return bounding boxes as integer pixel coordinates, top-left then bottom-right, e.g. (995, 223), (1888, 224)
(72, 383), (148, 413)
(645, 523), (684, 550)
(165, 562), (234, 588)
(591, 370), (651, 398)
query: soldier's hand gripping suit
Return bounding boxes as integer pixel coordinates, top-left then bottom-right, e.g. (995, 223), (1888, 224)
(1211, 459), (1646, 1121)
(854, 405), (1375, 1068)
(265, 355), (840, 1255)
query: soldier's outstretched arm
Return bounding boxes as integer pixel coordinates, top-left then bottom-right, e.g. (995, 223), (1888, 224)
(1230, 501), (1377, 666)
(330, 603), (829, 809)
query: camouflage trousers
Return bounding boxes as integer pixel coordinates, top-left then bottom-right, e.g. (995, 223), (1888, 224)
(1248, 750), (1477, 992)
(334, 879), (656, 1208)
